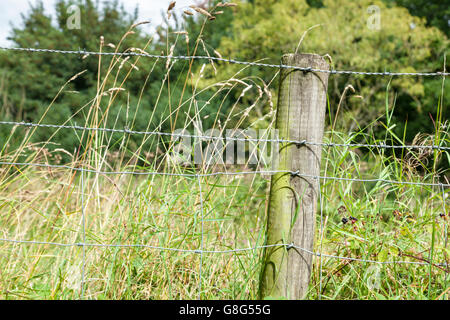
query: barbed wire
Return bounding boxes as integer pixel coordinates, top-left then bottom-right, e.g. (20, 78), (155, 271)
(1, 120), (449, 152)
(0, 46), (448, 77)
(290, 171), (450, 188)
(0, 238), (447, 269)
(1, 43), (449, 297)
(1, 161), (449, 187)
(0, 161), (288, 178)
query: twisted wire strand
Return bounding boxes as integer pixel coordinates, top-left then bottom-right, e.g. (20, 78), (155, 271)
(0, 46), (448, 77)
(1, 161), (449, 187)
(0, 238), (447, 268)
(1, 120), (449, 151)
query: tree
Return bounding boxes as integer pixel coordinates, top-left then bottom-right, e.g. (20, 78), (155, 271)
(0, 0), (170, 158)
(198, 0), (448, 141)
(302, 0), (450, 37)
(386, 0), (450, 38)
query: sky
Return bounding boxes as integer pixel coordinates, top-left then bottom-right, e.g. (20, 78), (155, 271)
(0, 0), (197, 46)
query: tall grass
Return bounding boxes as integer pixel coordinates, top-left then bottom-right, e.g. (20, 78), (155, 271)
(0, 7), (448, 299)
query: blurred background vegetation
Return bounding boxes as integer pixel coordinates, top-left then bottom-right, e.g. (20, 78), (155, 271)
(0, 0), (448, 300)
(0, 0), (448, 157)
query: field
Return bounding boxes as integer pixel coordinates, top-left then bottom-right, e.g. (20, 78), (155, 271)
(0, 10), (449, 299)
(0, 111), (448, 299)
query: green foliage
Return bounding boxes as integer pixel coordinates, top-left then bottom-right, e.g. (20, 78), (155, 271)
(203, 0), (448, 140)
(0, 0), (239, 158)
(1, 121), (448, 299)
(300, 0), (450, 37)
(385, 0), (450, 37)
(0, 0), (151, 154)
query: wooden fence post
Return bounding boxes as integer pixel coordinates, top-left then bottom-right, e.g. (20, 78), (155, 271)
(260, 53), (330, 299)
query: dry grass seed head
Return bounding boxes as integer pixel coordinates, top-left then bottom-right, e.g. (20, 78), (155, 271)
(404, 133), (434, 171)
(217, 2), (238, 7)
(167, 1), (176, 19)
(190, 6), (212, 18)
(168, 1), (176, 11)
(131, 21), (151, 29)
